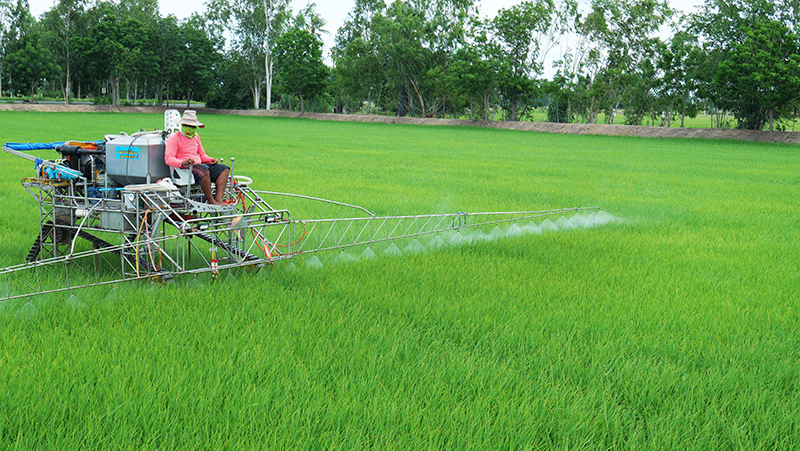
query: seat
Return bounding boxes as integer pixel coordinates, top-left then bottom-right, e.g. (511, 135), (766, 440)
(169, 166), (195, 199)
(171, 167), (193, 186)
(164, 109), (182, 134)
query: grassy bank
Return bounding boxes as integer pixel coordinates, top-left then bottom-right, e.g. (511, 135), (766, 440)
(0, 111), (798, 449)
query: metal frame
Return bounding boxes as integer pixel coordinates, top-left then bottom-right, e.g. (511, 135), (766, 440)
(2, 144), (607, 301)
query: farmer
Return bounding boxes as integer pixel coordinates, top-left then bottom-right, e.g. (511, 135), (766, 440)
(164, 110), (230, 205)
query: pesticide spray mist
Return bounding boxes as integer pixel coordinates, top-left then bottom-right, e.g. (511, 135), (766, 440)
(300, 210), (619, 270)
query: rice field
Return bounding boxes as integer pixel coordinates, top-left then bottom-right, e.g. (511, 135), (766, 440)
(0, 111), (799, 449)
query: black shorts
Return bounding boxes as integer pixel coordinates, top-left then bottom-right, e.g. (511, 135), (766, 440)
(174, 163), (229, 185)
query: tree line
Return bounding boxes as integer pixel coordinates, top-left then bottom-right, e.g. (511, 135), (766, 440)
(1, 0), (799, 130)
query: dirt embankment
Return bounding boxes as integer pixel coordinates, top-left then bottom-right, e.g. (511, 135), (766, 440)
(2, 103), (798, 145)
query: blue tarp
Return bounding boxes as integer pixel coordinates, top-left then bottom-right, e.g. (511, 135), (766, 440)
(4, 142), (66, 151)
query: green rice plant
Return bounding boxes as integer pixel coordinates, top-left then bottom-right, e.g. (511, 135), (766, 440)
(0, 111), (799, 449)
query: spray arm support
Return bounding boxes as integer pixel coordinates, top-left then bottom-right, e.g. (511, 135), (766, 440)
(3, 146), (84, 181)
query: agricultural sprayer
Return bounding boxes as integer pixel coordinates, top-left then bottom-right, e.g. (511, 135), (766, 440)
(1, 110), (613, 300)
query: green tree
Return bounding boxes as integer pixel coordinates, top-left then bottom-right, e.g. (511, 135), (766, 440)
(373, 1), (437, 116)
(4, 0), (64, 100)
(622, 46), (659, 126)
(208, 0), (291, 109)
(334, 0), (476, 118)
(657, 28), (701, 127)
(714, 20), (800, 130)
(6, 37), (61, 100)
(175, 14), (220, 107)
(581, 0), (672, 124)
(492, 2), (538, 121)
(4, 0), (32, 55)
(293, 2), (328, 39)
(693, 0), (800, 130)
(544, 74), (575, 123)
(447, 21), (498, 121)
(550, 3), (601, 124)
(153, 15), (182, 106)
(39, 0), (89, 104)
(332, 35), (384, 113)
(492, 0), (571, 121)
(273, 27), (328, 113)
(205, 51), (256, 109)
(116, 18), (158, 104)
(114, 0), (158, 24)
(332, 0), (387, 113)
(2, 0), (33, 97)
(77, 6), (123, 104)
(0, 0), (11, 97)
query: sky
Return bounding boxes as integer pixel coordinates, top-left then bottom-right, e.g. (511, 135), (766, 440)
(28, 0), (706, 67)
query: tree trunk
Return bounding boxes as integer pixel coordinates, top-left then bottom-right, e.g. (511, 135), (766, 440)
(483, 90), (489, 121)
(65, 66), (71, 105)
(64, 9), (71, 105)
(567, 98), (572, 124)
(265, 59), (272, 110)
(252, 78), (261, 109)
(263, 0), (274, 111)
(510, 94), (518, 122)
(409, 78), (425, 117)
(681, 95), (686, 128)
(768, 108), (773, 131)
(666, 104), (672, 128)
(157, 80), (163, 107)
(111, 77), (119, 106)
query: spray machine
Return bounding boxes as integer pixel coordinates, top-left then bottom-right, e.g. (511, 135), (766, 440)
(1, 110), (611, 300)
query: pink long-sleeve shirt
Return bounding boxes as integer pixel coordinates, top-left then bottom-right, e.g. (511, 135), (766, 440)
(164, 132), (213, 168)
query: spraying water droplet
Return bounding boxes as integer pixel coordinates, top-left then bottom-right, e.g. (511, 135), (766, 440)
(405, 239), (425, 253)
(507, 223), (523, 236)
(470, 229), (490, 241)
(384, 242), (402, 256)
(66, 293), (85, 310)
(225, 270), (236, 283)
(569, 214), (589, 228)
(523, 221), (542, 234)
(490, 226), (505, 239)
(539, 218), (557, 232)
(596, 211), (616, 225)
(428, 235), (446, 249)
(2, 285), (15, 299)
(334, 251), (356, 264)
(284, 262), (298, 273)
(104, 286), (118, 301)
(17, 302), (38, 321)
(188, 275), (203, 289)
(361, 247), (376, 259)
(450, 231), (467, 245)
(555, 216), (574, 229)
(306, 255), (324, 269)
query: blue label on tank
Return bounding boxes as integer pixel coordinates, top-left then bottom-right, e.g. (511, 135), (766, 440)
(116, 146), (140, 159)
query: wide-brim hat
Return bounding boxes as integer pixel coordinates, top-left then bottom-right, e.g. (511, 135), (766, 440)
(180, 110), (205, 128)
